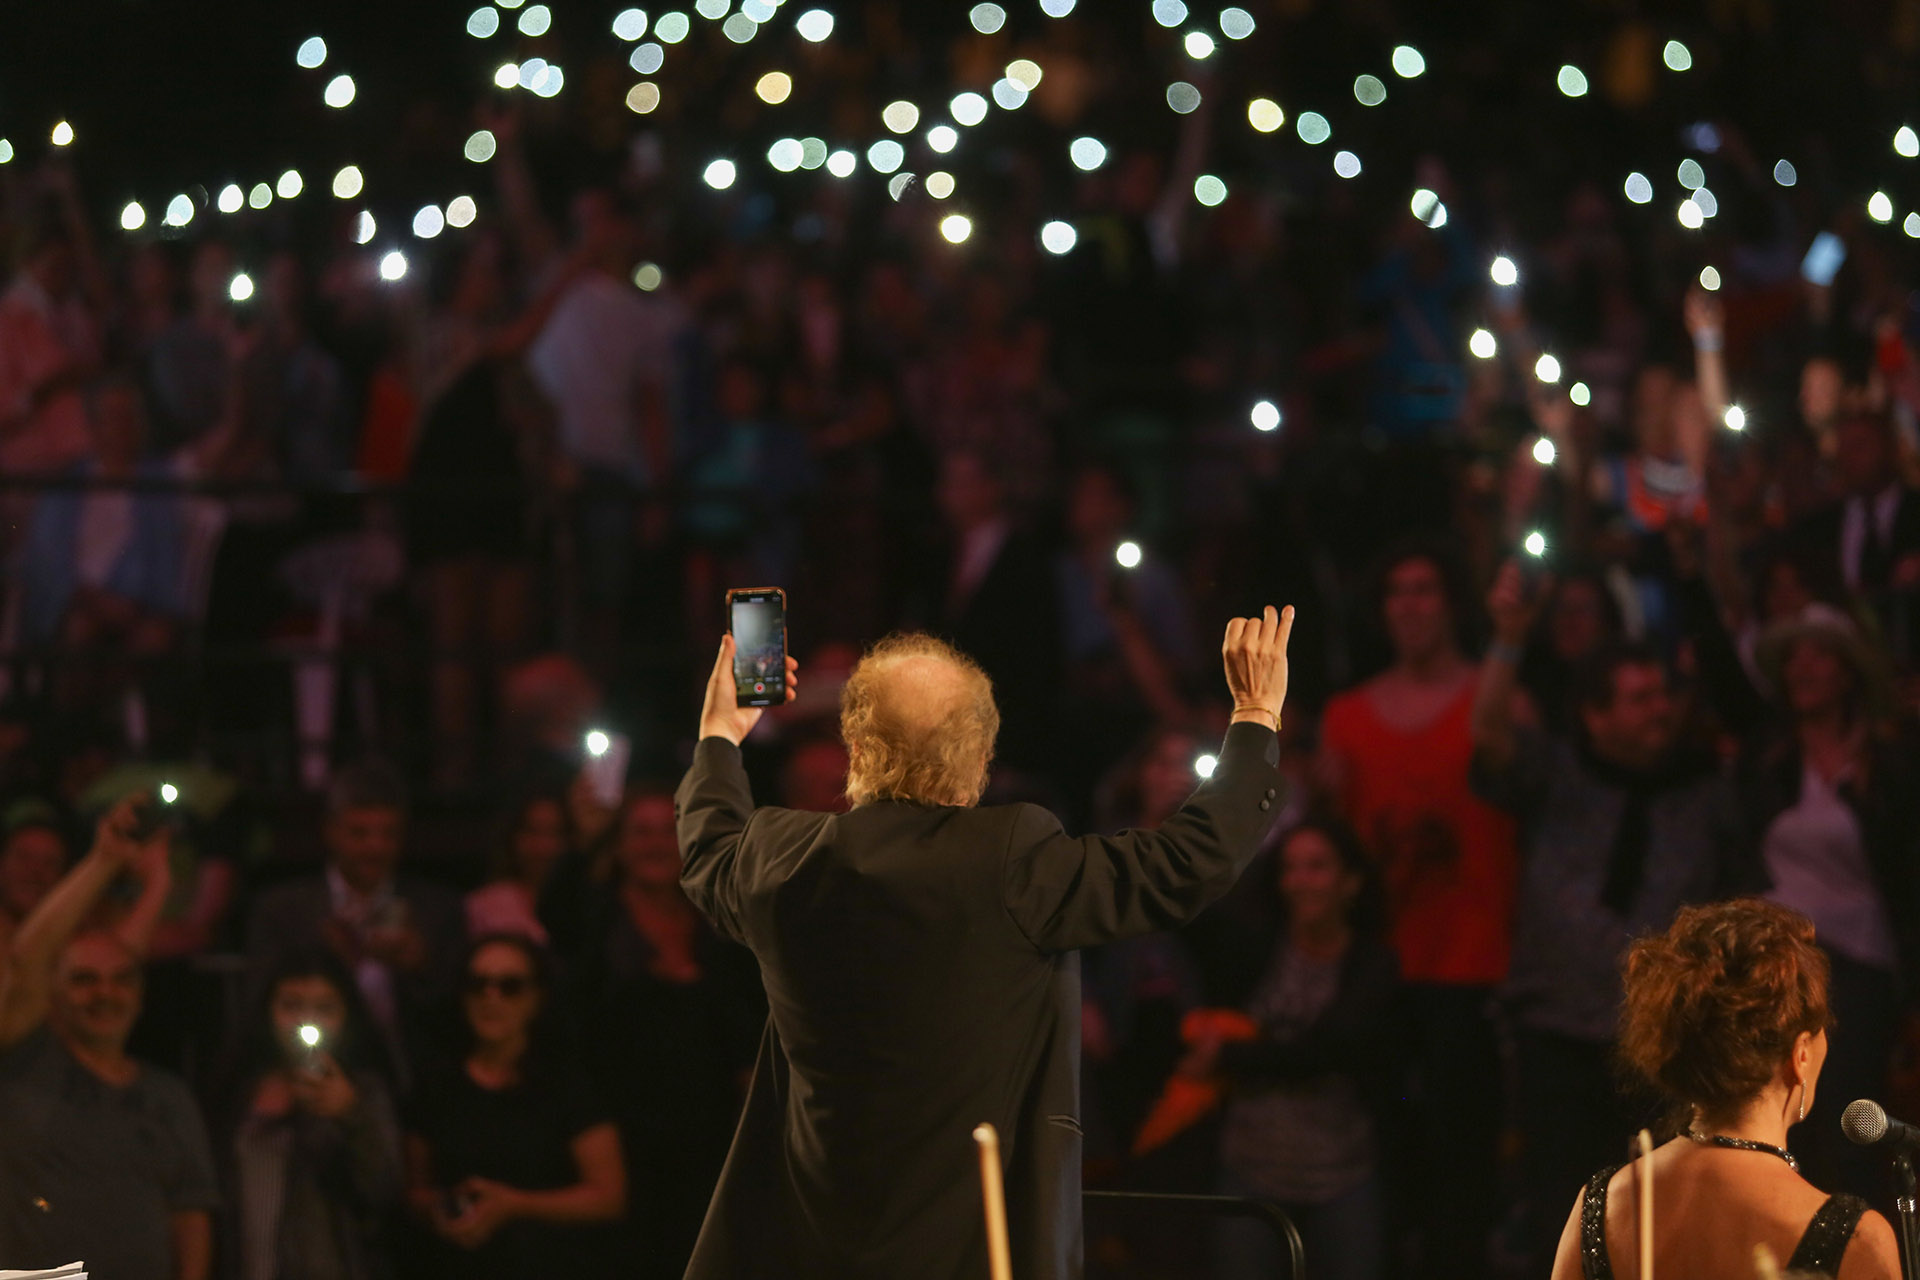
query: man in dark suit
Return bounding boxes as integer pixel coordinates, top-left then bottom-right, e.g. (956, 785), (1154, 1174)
(676, 605), (1295, 1279)
(1790, 410), (1920, 600)
(244, 761), (462, 1083)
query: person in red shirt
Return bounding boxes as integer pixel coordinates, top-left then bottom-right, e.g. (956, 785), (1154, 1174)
(1317, 541), (1518, 1279)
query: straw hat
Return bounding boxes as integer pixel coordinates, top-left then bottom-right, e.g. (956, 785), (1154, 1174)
(1755, 603), (1892, 712)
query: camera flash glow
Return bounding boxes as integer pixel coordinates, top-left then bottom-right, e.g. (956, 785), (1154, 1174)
(1114, 541), (1143, 570)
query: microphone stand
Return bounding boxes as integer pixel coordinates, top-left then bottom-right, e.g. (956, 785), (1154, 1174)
(1896, 1152), (1920, 1280)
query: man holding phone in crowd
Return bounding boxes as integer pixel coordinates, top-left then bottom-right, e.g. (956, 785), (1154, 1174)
(674, 600), (1294, 1279)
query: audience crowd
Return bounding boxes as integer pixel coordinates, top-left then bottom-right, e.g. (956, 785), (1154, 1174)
(5, 1), (1920, 1276)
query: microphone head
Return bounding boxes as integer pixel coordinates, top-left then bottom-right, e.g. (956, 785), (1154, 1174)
(1843, 1098), (1889, 1146)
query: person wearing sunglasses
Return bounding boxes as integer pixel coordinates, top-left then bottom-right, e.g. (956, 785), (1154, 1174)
(402, 934), (625, 1279)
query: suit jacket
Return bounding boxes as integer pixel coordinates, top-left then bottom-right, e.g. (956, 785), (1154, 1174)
(675, 721), (1282, 1280)
(1789, 486), (1920, 597)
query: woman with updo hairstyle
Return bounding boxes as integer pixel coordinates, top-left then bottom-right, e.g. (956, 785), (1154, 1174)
(1551, 899), (1898, 1280)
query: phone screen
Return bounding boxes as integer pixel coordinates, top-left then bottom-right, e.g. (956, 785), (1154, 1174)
(1801, 231), (1846, 288)
(729, 588), (787, 708)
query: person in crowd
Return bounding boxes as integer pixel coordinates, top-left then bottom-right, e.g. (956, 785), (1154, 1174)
(404, 933), (626, 1280)
(1552, 898), (1899, 1280)
(0, 192), (105, 478)
(568, 785), (763, 1280)
(776, 731), (852, 813)
(1184, 818), (1399, 1280)
(210, 947), (403, 1280)
(1731, 604), (1920, 1195)
(1513, 568), (1624, 734)
(0, 797), (219, 1280)
(465, 787), (573, 943)
(1473, 559), (1737, 1270)
(0, 801), (69, 949)
(1316, 539), (1515, 1279)
(245, 761), (464, 1084)
(1789, 412), (1920, 660)
(674, 605), (1291, 1279)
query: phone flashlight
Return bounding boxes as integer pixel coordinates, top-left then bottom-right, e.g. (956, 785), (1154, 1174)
(584, 730), (610, 758)
(1194, 753), (1219, 779)
(1532, 437), (1556, 466)
(1114, 541), (1144, 570)
(1724, 405), (1747, 432)
(296, 1022), (324, 1070)
(1523, 530), (1548, 560)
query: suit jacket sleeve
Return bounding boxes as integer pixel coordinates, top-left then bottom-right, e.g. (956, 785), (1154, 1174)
(1003, 721), (1282, 952)
(676, 736), (756, 942)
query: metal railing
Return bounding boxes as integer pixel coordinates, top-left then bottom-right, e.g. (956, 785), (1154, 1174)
(1084, 1189), (1305, 1280)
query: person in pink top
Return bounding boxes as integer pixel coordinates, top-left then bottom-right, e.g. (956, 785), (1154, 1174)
(465, 789), (575, 944)
(1317, 540), (1519, 1280)
(0, 207), (104, 478)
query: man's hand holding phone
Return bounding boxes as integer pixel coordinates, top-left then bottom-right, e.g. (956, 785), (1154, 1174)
(700, 633), (799, 747)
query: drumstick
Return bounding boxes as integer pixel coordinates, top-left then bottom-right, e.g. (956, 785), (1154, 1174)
(1637, 1128), (1655, 1280)
(975, 1123), (1013, 1280)
(1753, 1242), (1783, 1280)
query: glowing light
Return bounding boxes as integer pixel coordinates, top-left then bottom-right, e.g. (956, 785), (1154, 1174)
(1070, 137), (1107, 170)
(1194, 174), (1227, 206)
(1534, 353), (1562, 384)
(1151, 0), (1187, 26)
(296, 37), (327, 68)
(274, 170), (301, 200)
(1693, 187), (1718, 218)
(742, 0), (776, 20)
(799, 138), (828, 168)
(1220, 7), (1255, 38)
(655, 11), (691, 41)
(882, 101), (920, 133)
(1556, 65), (1589, 97)
(796, 8), (834, 40)
(1251, 400), (1281, 432)
(248, 183), (272, 209)
(1007, 59), (1043, 90)
(354, 211), (376, 243)
(0, 140), (12, 164)
(887, 173), (916, 202)
(867, 140), (905, 173)
(217, 185), (243, 213)
(1899, 127), (1920, 159)
(768, 138), (805, 171)
(1490, 256), (1519, 287)
(1469, 328), (1497, 359)
(1533, 436), (1556, 466)
(1624, 172), (1653, 204)
(324, 75), (355, 108)
(164, 195), (194, 227)
(722, 13), (758, 42)
(613, 8), (648, 38)
(969, 3), (1006, 33)
(229, 272), (255, 302)
(925, 171), (956, 199)
(927, 125), (958, 153)
(159, 783), (179, 805)
(1333, 150), (1362, 179)
(1700, 265), (1722, 291)
(1524, 530), (1548, 558)
(1248, 98), (1284, 132)
(1663, 39), (1692, 70)
(447, 196), (478, 228)
(1570, 382), (1591, 406)
(1410, 188), (1443, 225)
(1906, 213), (1920, 239)
(120, 202), (146, 231)
(695, 0), (728, 18)
(631, 43), (665, 73)
(1869, 191), (1895, 223)
(379, 251), (408, 282)
(940, 214), (973, 244)
(1677, 199), (1704, 229)
(1724, 405), (1746, 431)
(530, 65), (564, 98)
(1194, 753), (1218, 779)
(952, 93), (989, 126)
(1114, 541), (1143, 568)
(634, 262), (664, 291)
(495, 62), (521, 88)
(298, 1023), (322, 1048)
(627, 83), (661, 113)
(756, 71), (792, 104)
(468, 7), (501, 37)
(825, 149), (857, 177)
(1166, 81), (1201, 114)
(703, 158), (738, 189)
(1678, 158), (1705, 189)
(413, 205), (446, 239)
(330, 165), (364, 199)
(1392, 45), (1426, 77)
(1774, 159), (1798, 187)
(1040, 221), (1077, 254)
(1296, 112), (1330, 144)
(1041, 0), (1076, 14)
(1353, 74), (1387, 106)
(50, 121), (74, 147)
(1185, 31), (1215, 59)
(517, 4), (551, 34)
(992, 78), (1029, 110)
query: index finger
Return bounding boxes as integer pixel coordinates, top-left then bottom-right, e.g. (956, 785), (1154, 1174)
(1259, 604), (1280, 648)
(710, 633), (736, 682)
(1275, 604), (1296, 653)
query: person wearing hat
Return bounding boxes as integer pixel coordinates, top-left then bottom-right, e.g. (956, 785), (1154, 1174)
(1732, 602), (1920, 1197)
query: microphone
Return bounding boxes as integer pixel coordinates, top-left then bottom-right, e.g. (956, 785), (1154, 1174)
(1842, 1098), (1920, 1150)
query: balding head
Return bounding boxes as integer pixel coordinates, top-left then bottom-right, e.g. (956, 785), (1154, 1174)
(52, 930), (143, 1054)
(840, 635), (999, 808)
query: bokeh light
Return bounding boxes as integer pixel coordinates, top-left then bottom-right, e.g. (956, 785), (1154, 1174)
(768, 138), (805, 171)
(1392, 45), (1426, 77)
(354, 211), (376, 243)
(882, 101), (920, 133)
(1663, 40), (1692, 70)
(277, 170), (303, 199)
(1248, 98), (1284, 132)
(529, 65), (564, 98)
(296, 37), (327, 68)
(1410, 188), (1446, 226)
(1556, 65), (1589, 97)
(867, 140), (905, 173)
(1353, 75), (1387, 106)
(332, 165), (364, 198)
(1534, 353), (1562, 383)
(1469, 328), (1497, 359)
(413, 205), (446, 239)
(1677, 158), (1705, 189)
(1297, 112), (1330, 144)
(164, 195), (194, 227)
(613, 8), (649, 38)
(994, 78), (1031, 109)
(634, 262), (664, 291)
(1333, 150), (1362, 178)
(1624, 172), (1653, 204)
(887, 173), (917, 202)
(229, 272), (254, 302)
(1490, 255), (1519, 287)
(1007, 60), (1043, 90)
(1773, 159), (1798, 187)
(756, 72), (792, 104)
(323, 75), (355, 108)
(626, 82), (661, 113)
(1114, 541), (1143, 568)
(1906, 213), (1920, 239)
(446, 196), (478, 228)
(952, 92), (989, 126)
(248, 183), (272, 209)
(1041, 0), (1076, 14)
(1194, 754), (1218, 779)
(925, 172), (956, 199)
(927, 125), (958, 153)
(1070, 137), (1108, 170)
(1693, 187), (1719, 218)
(1220, 7), (1255, 38)
(940, 214), (973, 244)
(826, 149), (856, 177)
(1724, 405), (1746, 431)
(1897, 126), (1920, 158)
(468, 8), (501, 37)
(1524, 531), (1548, 558)
(217, 184), (243, 214)
(655, 12), (690, 41)
(1570, 382), (1592, 406)
(1677, 198), (1704, 229)
(50, 121), (74, 147)
(1532, 437), (1556, 466)
(0, 140), (12, 165)
(120, 201), (146, 232)
(796, 9), (834, 40)
(703, 158), (738, 189)
(465, 130), (497, 162)
(1699, 265), (1722, 291)
(1185, 31), (1215, 59)
(495, 63), (521, 88)
(1151, 0), (1187, 25)
(1250, 400), (1281, 432)
(799, 138), (829, 168)
(1040, 221), (1077, 254)
(631, 43), (665, 73)
(722, 14), (758, 43)
(379, 251), (408, 282)
(1194, 175), (1227, 206)
(1870, 191), (1895, 222)
(969, 3), (1006, 33)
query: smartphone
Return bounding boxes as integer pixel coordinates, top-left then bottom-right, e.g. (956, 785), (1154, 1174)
(129, 784), (183, 842)
(582, 729), (631, 808)
(1518, 530), (1552, 594)
(295, 1022), (326, 1074)
(1802, 231), (1846, 288)
(728, 587), (788, 708)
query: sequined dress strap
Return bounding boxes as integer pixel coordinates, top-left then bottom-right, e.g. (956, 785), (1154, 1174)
(1580, 1164), (1623, 1280)
(1785, 1193), (1869, 1277)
